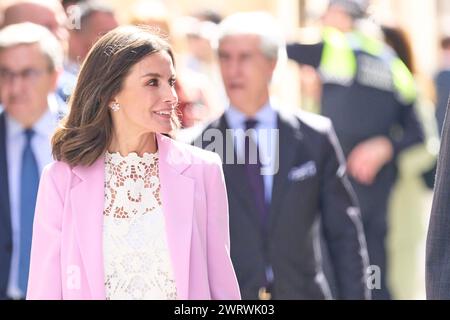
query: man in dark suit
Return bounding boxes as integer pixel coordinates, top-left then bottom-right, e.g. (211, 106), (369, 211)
(0, 23), (64, 299)
(426, 98), (450, 299)
(193, 12), (369, 299)
(434, 37), (450, 134)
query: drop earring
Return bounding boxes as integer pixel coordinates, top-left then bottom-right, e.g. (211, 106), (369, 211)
(110, 101), (120, 112)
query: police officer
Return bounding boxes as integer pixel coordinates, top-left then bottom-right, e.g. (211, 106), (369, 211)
(287, 0), (424, 300)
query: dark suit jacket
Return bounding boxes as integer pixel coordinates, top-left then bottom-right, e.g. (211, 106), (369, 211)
(426, 99), (450, 299)
(195, 109), (369, 299)
(434, 70), (450, 134)
(0, 112), (12, 299)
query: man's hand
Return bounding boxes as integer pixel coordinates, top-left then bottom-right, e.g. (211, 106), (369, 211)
(347, 136), (394, 185)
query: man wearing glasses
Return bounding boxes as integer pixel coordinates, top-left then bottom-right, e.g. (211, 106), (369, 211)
(0, 22), (64, 300)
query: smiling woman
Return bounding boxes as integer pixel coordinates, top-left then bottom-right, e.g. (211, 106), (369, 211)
(26, 25), (241, 300)
(107, 50), (179, 155)
(52, 25), (180, 166)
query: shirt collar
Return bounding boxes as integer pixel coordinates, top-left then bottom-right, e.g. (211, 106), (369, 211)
(5, 113), (23, 138)
(64, 59), (80, 75)
(225, 100), (277, 129)
(5, 95), (60, 139)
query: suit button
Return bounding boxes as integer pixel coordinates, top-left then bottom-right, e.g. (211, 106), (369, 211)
(258, 287), (272, 300)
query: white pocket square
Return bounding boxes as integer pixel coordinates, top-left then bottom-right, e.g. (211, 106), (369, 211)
(288, 161), (317, 182)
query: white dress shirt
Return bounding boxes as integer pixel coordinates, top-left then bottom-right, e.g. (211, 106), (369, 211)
(224, 100), (278, 204)
(5, 97), (60, 299)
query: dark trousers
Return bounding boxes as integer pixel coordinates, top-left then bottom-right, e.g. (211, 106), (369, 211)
(351, 171), (395, 300)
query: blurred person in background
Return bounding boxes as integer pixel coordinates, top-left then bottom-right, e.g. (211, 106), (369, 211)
(434, 36), (450, 134)
(60, 0), (118, 101)
(286, 0), (424, 299)
(2, 0), (68, 43)
(291, 61), (323, 114)
(381, 24), (439, 300)
(180, 16), (226, 119)
(0, 22), (64, 300)
(426, 96), (450, 299)
(194, 11), (369, 300)
(182, 18), (219, 86)
(129, 1), (220, 128)
(61, 0), (83, 12)
(193, 9), (222, 25)
(0, 5), (4, 28)
(1, 0), (69, 104)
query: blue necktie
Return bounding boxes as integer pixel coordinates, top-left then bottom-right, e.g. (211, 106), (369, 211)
(18, 129), (39, 296)
(244, 119), (269, 229)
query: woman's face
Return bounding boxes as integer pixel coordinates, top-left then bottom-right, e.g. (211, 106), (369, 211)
(112, 50), (178, 135)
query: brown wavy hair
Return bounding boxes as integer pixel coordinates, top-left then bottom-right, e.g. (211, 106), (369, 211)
(52, 25), (176, 167)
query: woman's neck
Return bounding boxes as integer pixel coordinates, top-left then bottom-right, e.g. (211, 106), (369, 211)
(108, 130), (157, 157)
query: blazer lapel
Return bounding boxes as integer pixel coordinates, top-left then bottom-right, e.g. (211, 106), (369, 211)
(69, 135), (195, 300)
(269, 111), (305, 229)
(71, 156), (106, 299)
(156, 134), (194, 300)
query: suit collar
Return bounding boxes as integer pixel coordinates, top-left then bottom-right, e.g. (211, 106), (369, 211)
(225, 101), (277, 130)
(3, 96), (62, 139)
(70, 133), (194, 299)
(156, 133), (192, 175)
(216, 111), (307, 232)
(70, 155), (105, 299)
(269, 112), (307, 230)
(157, 134), (194, 299)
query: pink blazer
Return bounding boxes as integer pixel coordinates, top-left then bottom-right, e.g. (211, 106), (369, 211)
(26, 134), (241, 300)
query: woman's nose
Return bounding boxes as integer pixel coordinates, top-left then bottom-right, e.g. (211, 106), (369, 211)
(163, 85), (178, 107)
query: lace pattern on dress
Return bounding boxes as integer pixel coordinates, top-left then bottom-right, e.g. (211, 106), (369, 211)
(103, 151), (178, 300)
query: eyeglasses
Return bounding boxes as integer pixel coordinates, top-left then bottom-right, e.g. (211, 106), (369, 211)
(0, 68), (50, 84)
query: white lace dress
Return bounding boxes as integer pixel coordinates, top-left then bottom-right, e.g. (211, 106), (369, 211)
(103, 151), (178, 300)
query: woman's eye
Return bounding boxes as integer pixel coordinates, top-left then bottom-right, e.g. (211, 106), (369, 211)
(147, 79), (158, 86)
(169, 79), (176, 87)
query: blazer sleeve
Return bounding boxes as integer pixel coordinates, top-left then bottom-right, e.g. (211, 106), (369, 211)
(319, 123), (371, 300)
(426, 100), (450, 299)
(205, 155), (241, 300)
(27, 165), (63, 299)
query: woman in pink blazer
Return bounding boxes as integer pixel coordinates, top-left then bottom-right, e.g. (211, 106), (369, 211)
(26, 25), (240, 300)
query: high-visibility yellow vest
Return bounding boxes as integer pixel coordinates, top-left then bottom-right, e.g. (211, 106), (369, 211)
(319, 27), (416, 105)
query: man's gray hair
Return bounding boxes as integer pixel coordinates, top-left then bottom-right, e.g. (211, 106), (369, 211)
(218, 11), (285, 61)
(0, 22), (63, 71)
(76, 0), (116, 30)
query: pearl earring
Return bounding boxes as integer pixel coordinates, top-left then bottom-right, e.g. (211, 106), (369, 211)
(110, 101), (120, 112)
